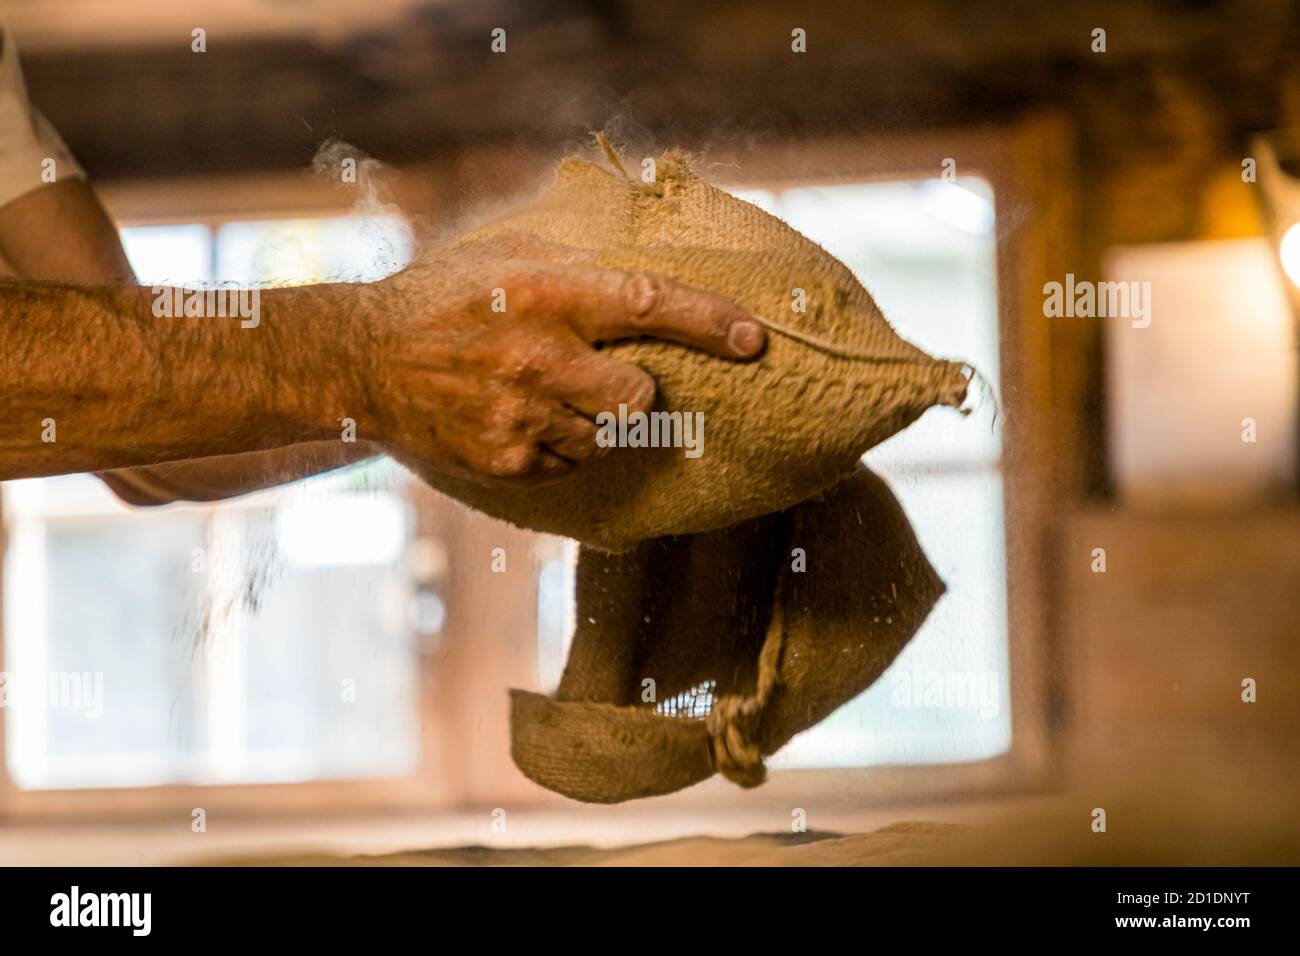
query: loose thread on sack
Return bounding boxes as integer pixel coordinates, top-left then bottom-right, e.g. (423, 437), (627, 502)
(958, 363), (1003, 432)
(592, 131), (630, 179)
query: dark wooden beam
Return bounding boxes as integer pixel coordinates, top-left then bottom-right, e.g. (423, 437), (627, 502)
(18, 0), (1300, 182)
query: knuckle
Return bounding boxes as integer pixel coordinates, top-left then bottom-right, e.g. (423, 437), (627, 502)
(508, 280), (540, 315)
(624, 372), (657, 414)
(499, 342), (550, 387)
(621, 273), (661, 323)
(504, 268), (558, 316)
(488, 399), (533, 435)
(486, 444), (537, 478)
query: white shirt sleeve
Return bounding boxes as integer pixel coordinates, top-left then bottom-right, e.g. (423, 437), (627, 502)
(0, 26), (84, 210)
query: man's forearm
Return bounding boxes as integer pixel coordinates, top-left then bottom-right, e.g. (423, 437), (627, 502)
(0, 179), (380, 502)
(0, 278), (375, 479)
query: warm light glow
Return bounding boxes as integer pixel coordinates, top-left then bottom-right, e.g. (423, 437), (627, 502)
(1280, 221), (1300, 287)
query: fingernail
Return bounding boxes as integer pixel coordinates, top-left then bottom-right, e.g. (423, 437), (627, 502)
(728, 319), (765, 355)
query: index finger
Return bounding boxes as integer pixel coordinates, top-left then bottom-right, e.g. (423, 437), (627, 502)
(535, 265), (768, 360)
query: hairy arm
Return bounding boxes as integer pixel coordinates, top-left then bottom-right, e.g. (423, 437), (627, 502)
(0, 277), (371, 479)
(0, 180), (378, 504)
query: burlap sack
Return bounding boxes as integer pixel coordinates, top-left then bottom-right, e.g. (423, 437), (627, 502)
(415, 147), (970, 552)
(510, 465), (945, 803)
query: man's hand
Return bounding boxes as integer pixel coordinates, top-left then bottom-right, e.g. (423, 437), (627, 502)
(365, 235), (766, 485)
(0, 236), (764, 487)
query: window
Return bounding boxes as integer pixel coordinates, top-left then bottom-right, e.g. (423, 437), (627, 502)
(536, 176), (1010, 768)
(2, 214), (423, 790)
(1, 167), (1016, 802)
(119, 214), (413, 287)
